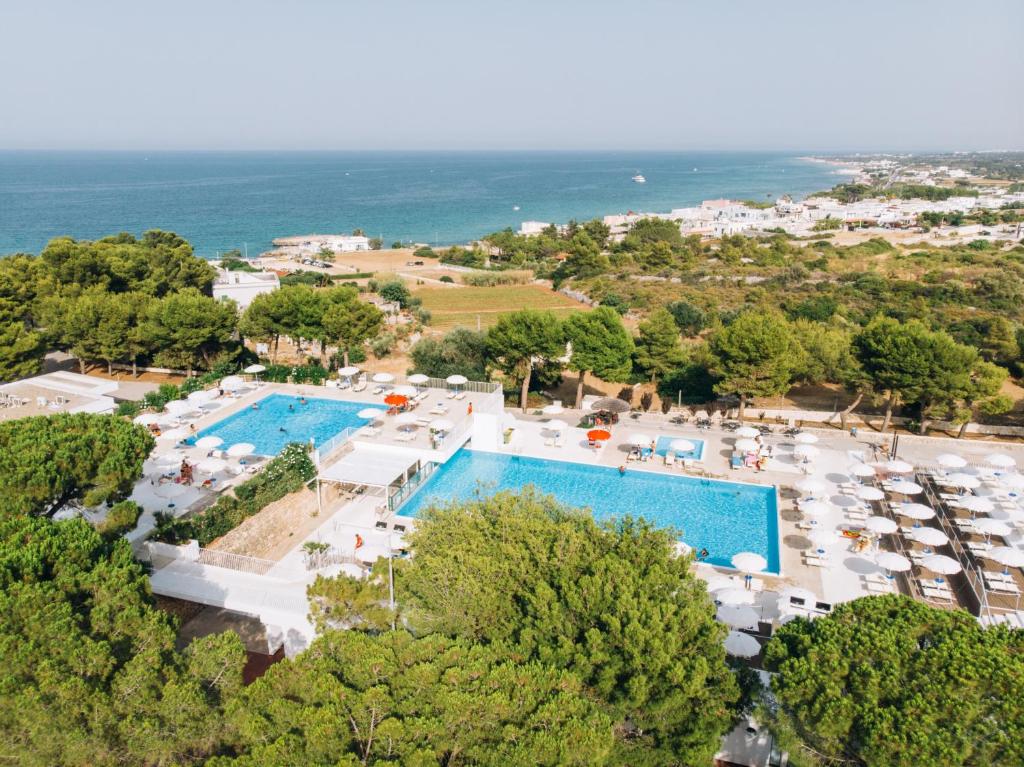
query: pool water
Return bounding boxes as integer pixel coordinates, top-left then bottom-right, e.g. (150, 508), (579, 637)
(398, 450), (780, 572)
(188, 394), (384, 456)
(654, 435), (705, 461)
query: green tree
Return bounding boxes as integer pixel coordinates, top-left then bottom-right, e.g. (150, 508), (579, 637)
(409, 328), (489, 381)
(666, 299), (707, 337)
(0, 514), (245, 766)
(564, 307), (634, 407)
(212, 630), (614, 767)
(709, 311), (798, 418)
(633, 307), (685, 383)
(765, 595), (1024, 767)
(0, 413), (153, 517)
(486, 310), (564, 411)
(561, 231), (610, 278)
(378, 279), (412, 308)
(393, 491), (738, 764)
(951, 359), (1012, 438)
(0, 319), (45, 382)
(146, 288), (238, 376)
(321, 287), (384, 367)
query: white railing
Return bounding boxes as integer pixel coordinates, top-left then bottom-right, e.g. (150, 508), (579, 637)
(420, 376), (501, 395)
(388, 461), (438, 512)
(313, 426), (357, 464)
(196, 548), (282, 575)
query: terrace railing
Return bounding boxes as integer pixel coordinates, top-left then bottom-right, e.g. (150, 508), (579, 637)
(196, 548), (283, 576)
(313, 426), (357, 465)
(387, 461), (438, 513)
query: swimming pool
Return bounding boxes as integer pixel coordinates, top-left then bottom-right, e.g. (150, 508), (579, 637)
(654, 435), (705, 461)
(188, 394), (384, 456)
(397, 449), (780, 572)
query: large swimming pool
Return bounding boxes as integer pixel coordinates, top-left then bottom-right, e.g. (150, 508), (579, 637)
(188, 394), (384, 456)
(397, 449), (780, 572)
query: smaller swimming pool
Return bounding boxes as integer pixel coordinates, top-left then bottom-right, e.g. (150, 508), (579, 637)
(188, 394), (384, 456)
(654, 435), (706, 461)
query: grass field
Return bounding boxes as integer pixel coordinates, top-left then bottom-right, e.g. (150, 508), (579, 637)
(415, 284), (588, 330)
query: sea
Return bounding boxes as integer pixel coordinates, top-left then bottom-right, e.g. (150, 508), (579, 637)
(0, 151), (840, 257)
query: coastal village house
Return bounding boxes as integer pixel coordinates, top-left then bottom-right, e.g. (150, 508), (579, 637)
(212, 269), (280, 310)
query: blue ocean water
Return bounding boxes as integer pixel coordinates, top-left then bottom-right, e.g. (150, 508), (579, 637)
(398, 449), (780, 572)
(188, 393), (383, 456)
(0, 151), (838, 256)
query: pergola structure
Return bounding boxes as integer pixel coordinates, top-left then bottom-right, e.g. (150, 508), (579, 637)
(315, 446), (423, 516)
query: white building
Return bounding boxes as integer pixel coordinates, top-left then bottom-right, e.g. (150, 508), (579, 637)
(212, 269), (280, 311)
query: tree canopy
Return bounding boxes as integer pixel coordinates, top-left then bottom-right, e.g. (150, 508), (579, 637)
(409, 328), (489, 382)
(563, 307), (634, 406)
(321, 286), (385, 367)
(709, 310), (799, 417)
(486, 310), (565, 411)
(634, 307), (686, 383)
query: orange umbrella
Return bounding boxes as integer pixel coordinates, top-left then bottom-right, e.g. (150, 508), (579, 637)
(587, 429), (611, 441)
(384, 394), (408, 406)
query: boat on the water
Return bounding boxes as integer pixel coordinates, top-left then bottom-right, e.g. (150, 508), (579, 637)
(632, 173), (646, 183)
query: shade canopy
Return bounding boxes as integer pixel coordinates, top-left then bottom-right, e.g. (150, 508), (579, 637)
(777, 586), (817, 603)
(724, 631), (761, 658)
(800, 500), (832, 517)
(187, 389), (217, 405)
(848, 463), (876, 478)
(430, 418), (454, 432)
(715, 587), (755, 606)
(591, 397), (630, 413)
(407, 373), (429, 385)
(1000, 473), (1024, 489)
(372, 372), (395, 384)
(670, 439), (696, 453)
(220, 375), (245, 391)
(947, 473), (981, 489)
(876, 551), (912, 572)
(392, 385), (417, 397)
(856, 486), (885, 501)
(935, 453), (967, 469)
(717, 605), (760, 630)
(809, 528), (839, 548)
(197, 458), (228, 474)
(735, 426), (760, 438)
(545, 419), (568, 431)
(319, 446), (420, 489)
(794, 432), (819, 444)
(158, 427), (189, 441)
(628, 433), (653, 446)
(987, 452), (1017, 468)
(226, 442), (256, 457)
(793, 444), (819, 459)
(337, 366), (360, 377)
(154, 482), (189, 498)
(883, 459), (915, 474)
(165, 399), (196, 416)
(355, 409), (380, 421)
(244, 364), (266, 374)
(975, 518), (1012, 538)
(383, 394), (408, 406)
(731, 551), (768, 573)
(587, 429), (611, 441)
(795, 477), (827, 495)
(133, 413), (164, 426)
(898, 503), (936, 521)
(921, 554), (962, 575)
(988, 546), (1024, 568)
(910, 527), (949, 547)
(961, 496), (995, 513)
(704, 575), (736, 594)
(889, 480), (923, 495)
(194, 435), (223, 449)
(735, 438), (759, 452)
(865, 516), (898, 534)
(394, 412), (419, 426)
(541, 403), (564, 415)
(445, 374), (468, 385)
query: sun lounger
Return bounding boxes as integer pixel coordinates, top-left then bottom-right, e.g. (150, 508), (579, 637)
(395, 431), (416, 442)
(372, 385), (385, 395)
(455, 391), (466, 400)
(802, 553), (830, 568)
(361, 426), (381, 437)
(864, 573), (896, 593)
(665, 451), (676, 467)
(446, 391), (457, 399)
(352, 380), (367, 392)
(429, 406), (447, 415)
(989, 580), (1022, 596)
(920, 581), (953, 601)
(966, 541), (991, 555)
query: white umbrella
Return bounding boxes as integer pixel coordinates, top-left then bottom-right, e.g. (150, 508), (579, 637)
(133, 413), (163, 426)
(987, 453), (1017, 469)
(358, 408), (382, 420)
(724, 631), (761, 658)
(1001, 473), (1024, 490)
(857, 486), (884, 501)
(988, 546), (1024, 570)
(732, 551), (768, 573)
(716, 587), (756, 606)
(848, 463), (876, 478)
(889, 480), (923, 496)
(735, 426), (760, 438)
(717, 604), (760, 630)
(541, 403), (564, 415)
(795, 477), (827, 495)
(194, 435), (223, 450)
(545, 419), (568, 431)
(990, 508), (1024, 524)
(921, 554), (961, 575)
(778, 586), (817, 604)
(809, 528), (839, 549)
(165, 399), (195, 417)
(154, 482), (188, 498)
(884, 459), (914, 474)
(430, 418), (455, 432)
(244, 363), (266, 374)
(407, 373), (430, 385)
(372, 372), (395, 384)
(628, 433), (653, 447)
(226, 442), (256, 457)
(220, 375), (245, 391)
(936, 453), (967, 469)
(670, 439), (696, 453)
(948, 473), (980, 489)
(395, 412), (419, 427)
(187, 389), (217, 405)
(910, 527), (949, 547)
(338, 366), (361, 378)
(865, 516), (898, 534)
(800, 500), (832, 517)
(876, 551), (912, 572)
(975, 518), (1012, 539)
(196, 457), (228, 474)
(794, 444), (820, 459)
(158, 427), (189, 442)
(446, 374), (468, 386)
(392, 385), (417, 397)
(961, 496), (995, 514)
(794, 432), (819, 444)
(898, 503), (936, 521)
(704, 575), (736, 593)
(735, 438), (759, 452)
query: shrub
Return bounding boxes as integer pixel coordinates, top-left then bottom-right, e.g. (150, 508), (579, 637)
(370, 333), (396, 358)
(439, 275), (454, 283)
(460, 270), (531, 287)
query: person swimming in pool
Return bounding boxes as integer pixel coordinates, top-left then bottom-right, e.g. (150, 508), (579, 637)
(279, 427), (287, 433)
(299, 397), (307, 405)
(288, 404), (294, 412)
(697, 548), (709, 561)
(618, 465), (626, 476)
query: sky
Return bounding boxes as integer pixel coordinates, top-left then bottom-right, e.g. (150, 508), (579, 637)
(2, 0), (1021, 151)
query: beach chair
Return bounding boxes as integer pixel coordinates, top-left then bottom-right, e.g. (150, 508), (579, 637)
(920, 580), (953, 601)
(664, 451), (676, 467)
(455, 391), (466, 400)
(544, 436), (556, 447)
(803, 553), (830, 568)
(352, 378), (367, 392)
(372, 385), (385, 395)
(446, 390), (457, 399)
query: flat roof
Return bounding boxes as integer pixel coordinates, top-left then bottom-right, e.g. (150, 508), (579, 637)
(319, 446), (420, 488)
